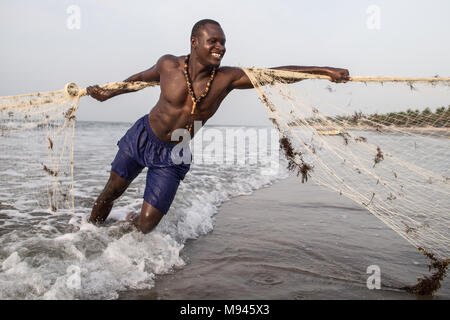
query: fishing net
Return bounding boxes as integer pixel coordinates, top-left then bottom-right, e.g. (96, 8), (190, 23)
(0, 82), (156, 213)
(242, 68), (450, 295)
(0, 69), (449, 294)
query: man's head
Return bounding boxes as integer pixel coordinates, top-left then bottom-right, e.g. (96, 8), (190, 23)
(190, 19), (226, 68)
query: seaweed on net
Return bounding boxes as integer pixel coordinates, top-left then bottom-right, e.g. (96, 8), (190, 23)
(373, 147), (384, 167)
(43, 164), (58, 177)
(405, 248), (450, 296)
(241, 68), (450, 295)
(48, 137), (54, 150)
(279, 135), (313, 183)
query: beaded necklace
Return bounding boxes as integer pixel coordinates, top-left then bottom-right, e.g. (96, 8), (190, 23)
(183, 55), (216, 133)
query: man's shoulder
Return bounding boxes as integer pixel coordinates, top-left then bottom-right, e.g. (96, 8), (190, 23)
(217, 66), (253, 90)
(157, 54), (185, 70)
(218, 66), (242, 72)
(217, 66), (245, 77)
(217, 66), (246, 82)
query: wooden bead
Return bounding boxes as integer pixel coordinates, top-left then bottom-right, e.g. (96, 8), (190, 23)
(183, 54), (216, 131)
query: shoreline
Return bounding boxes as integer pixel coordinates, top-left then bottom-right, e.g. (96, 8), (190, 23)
(119, 175), (450, 300)
(294, 125), (450, 134)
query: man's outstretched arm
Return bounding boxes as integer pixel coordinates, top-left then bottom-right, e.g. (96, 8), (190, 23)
(86, 56), (167, 102)
(228, 65), (350, 90)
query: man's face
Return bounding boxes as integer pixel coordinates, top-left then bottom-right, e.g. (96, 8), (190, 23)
(192, 24), (226, 67)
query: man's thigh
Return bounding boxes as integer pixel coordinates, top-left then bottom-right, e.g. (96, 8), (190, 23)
(143, 166), (188, 214)
(111, 148), (144, 182)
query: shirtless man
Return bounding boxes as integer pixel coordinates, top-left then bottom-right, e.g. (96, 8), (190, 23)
(87, 19), (349, 233)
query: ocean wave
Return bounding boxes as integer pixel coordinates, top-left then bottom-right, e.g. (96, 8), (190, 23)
(0, 123), (287, 299)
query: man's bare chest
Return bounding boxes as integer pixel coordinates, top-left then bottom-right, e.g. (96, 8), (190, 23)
(159, 69), (230, 111)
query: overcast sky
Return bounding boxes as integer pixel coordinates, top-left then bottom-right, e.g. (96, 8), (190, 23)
(1, 0), (449, 125)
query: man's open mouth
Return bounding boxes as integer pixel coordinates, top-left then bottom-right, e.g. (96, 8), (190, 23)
(211, 52), (223, 59)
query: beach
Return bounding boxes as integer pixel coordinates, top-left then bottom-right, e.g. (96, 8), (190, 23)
(120, 175), (450, 300)
(1, 121), (449, 300)
(1, 0), (450, 302)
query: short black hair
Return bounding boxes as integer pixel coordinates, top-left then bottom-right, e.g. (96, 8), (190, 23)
(191, 19), (221, 38)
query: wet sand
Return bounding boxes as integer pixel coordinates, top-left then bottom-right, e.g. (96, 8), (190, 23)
(120, 175), (450, 300)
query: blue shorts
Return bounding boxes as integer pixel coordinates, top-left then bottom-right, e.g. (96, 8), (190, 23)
(111, 115), (190, 214)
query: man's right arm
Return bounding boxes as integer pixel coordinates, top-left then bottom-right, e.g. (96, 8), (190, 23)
(87, 56), (165, 102)
(227, 65), (350, 91)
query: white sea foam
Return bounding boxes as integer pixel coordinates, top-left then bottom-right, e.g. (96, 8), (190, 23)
(0, 122), (287, 299)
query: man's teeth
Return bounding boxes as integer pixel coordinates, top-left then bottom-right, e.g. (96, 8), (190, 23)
(211, 53), (222, 58)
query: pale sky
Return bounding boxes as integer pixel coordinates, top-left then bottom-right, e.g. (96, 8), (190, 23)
(1, 0), (449, 125)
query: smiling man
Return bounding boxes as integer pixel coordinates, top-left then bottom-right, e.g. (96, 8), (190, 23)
(87, 19), (349, 233)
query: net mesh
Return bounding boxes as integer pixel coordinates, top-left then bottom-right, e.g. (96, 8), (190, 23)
(0, 71), (449, 294)
(242, 68), (450, 294)
(1, 86), (79, 213)
(0, 82), (156, 213)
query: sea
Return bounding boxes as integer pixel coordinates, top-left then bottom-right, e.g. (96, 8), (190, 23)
(0, 120), (449, 300)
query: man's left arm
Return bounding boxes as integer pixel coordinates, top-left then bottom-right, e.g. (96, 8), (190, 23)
(228, 65), (350, 90)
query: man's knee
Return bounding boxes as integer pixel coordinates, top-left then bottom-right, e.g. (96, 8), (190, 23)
(135, 201), (164, 234)
(138, 223), (156, 234)
(134, 216), (159, 234)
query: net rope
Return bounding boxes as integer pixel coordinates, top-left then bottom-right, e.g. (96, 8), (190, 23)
(0, 71), (449, 294)
(242, 68), (450, 295)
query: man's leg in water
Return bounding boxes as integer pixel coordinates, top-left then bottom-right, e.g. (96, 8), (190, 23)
(126, 165), (189, 233)
(129, 201), (164, 234)
(89, 171), (132, 224)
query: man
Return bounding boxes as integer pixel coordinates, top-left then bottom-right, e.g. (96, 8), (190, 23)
(87, 19), (349, 233)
